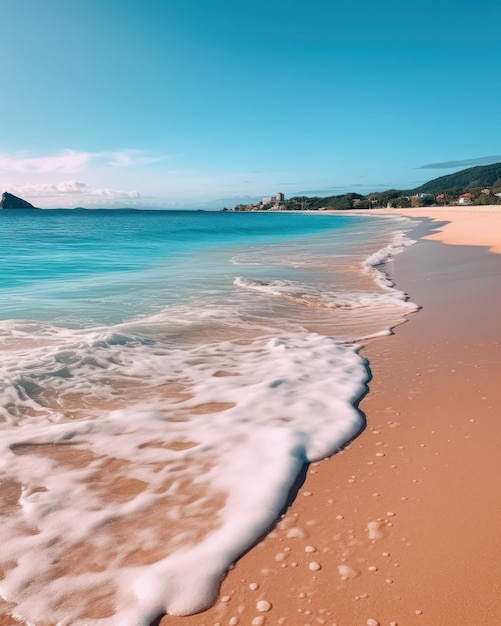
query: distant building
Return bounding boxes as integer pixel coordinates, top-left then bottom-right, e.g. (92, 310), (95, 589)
(458, 193), (473, 205)
(262, 193), (285, 207)
(481, 188), (491, 195)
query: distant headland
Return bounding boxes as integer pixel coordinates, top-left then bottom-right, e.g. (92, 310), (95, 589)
(0, 192), (39, 210)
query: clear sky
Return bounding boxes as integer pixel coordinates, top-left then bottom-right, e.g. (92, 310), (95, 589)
(1, 0), (501, 208)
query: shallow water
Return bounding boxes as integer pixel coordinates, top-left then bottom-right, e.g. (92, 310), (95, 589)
(0, 209), (417, 624)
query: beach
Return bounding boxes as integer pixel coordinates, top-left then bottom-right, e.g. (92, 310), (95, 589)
(0, 207), (500, 625)
(0, 210), (417, 625)
(366, 206), (501, 254)
(163, 207), (501, 626)
(5, 0), (501, 623)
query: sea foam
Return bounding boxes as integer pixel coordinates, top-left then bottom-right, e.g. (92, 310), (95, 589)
(0, 212), (419, 623)
(0, 330), (367, 623)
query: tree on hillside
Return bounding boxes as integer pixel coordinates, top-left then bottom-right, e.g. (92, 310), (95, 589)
(389, 196), (411, 208)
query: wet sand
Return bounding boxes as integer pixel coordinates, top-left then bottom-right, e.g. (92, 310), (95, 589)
(163, 208), (501, 625)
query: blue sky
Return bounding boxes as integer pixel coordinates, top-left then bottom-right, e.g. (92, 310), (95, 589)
(1, 0), (501, 208)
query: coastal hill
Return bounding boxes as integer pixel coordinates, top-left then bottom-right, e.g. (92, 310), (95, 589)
(412, 162), (501, 194)
(234, 162), (501, 211)
(0, 192), (38, 209)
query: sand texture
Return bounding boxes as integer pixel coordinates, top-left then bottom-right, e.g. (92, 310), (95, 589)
(365, 205), (501, 253)
(162, 209), (501, 625)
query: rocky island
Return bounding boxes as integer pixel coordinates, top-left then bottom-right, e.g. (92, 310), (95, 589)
(0, 191), (38, 209)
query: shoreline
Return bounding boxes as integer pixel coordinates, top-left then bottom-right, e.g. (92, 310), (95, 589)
(321, 204), (501, 254)
(163, 207), (501, 625)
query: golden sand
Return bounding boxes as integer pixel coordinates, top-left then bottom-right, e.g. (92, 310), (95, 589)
(163, 207), (501, 625)
(364, 205), (501, 253)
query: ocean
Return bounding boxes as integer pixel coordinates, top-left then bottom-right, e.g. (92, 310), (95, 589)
(0, 209), (418, 624)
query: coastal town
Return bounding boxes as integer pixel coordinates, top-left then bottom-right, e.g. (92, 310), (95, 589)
(229, 162), (501, 211)
(232, 189), (501, 211)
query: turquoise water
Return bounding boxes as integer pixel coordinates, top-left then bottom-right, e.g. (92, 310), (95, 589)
(1, 209), (370, 325)
(0, 208), (418, 624)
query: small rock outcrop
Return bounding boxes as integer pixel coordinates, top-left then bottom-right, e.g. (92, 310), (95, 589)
(0, 191), (37, 209)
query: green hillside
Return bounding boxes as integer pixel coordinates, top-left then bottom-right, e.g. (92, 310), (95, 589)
(234, 161), (501, 211)
(413, 162), (501, 194)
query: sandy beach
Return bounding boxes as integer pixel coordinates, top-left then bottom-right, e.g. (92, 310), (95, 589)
(366, 206), (501, 254)
(0, 207), (499, 626)
(162, 206), (501, 626)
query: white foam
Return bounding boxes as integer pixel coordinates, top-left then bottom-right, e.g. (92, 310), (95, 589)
(0, 331), (367, 624)
(363, 230), (416, 291)
(234, 275), (416, 315)
(234, 229), (419, 340)
(0, 219), (421, 623)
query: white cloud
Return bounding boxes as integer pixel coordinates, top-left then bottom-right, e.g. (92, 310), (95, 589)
(56, 180), (89, 193)
(1, 180), (87, 197)
(0, 148), (163, 207)
(1, 180), (141, 206)
(105, 150), (166, 168)
(0, 150), (93, 174)
(0, 149), (166, 174)
(89, 187), (141, 199)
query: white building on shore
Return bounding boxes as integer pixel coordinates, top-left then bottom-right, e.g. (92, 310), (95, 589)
(261, 192), (285, 207)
